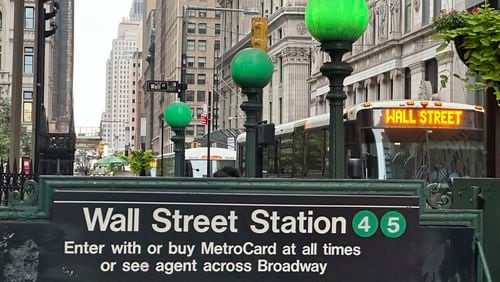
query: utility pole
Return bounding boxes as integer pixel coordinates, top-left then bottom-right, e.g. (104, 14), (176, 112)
(9, 0), (25, 173)
(33, 0), (58, 174)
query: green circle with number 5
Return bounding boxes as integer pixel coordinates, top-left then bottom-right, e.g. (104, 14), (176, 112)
(352, 210), (378, 238)
(380, 211), (407, 238)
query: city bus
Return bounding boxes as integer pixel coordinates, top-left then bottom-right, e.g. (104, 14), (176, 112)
(160, 147), (237, 177)
(236, 100), (485, 183)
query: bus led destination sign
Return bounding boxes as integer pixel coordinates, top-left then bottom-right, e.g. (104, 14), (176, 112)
(383, 108), (464, 127)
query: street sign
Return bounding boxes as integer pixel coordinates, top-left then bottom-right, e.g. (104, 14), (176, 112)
(146, 80), (179, 93)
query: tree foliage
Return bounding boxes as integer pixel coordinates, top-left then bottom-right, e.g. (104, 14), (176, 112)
(432, 5), (500, 100)
(126, 149), (154, 175)
(0, 95), (31, 160)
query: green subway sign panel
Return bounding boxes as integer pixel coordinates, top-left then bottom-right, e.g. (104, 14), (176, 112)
(0, 178), (475, 281)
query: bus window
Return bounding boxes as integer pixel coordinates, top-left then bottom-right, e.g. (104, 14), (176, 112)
(305, 129), (324, 178)
(278, 135), (293, 177)
(265, 143), (276, 176)
(293, 126), (305, 177)
(238, 143), (245, 175)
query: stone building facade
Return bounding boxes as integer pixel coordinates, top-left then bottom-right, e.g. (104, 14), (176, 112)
(309, 0), (485, 115)
(216, 0), (311, 129)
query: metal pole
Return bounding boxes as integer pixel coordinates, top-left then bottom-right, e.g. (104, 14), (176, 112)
(320, 41), (352, 179)
(179, 6), (187, 102)
(240, 88), (261, 177)
(172, 127), (185, 177)
(9, 0), (25, 173)
(147, 34), (155, 150)
(34, 0), (47, 175)
(160, 117), (164, 176)
(206, 91), (212, 177)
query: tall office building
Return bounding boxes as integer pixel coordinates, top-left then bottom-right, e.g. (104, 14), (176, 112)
(216, 0), (311, 129)
(130, 0), (144, 20)
(100, 19), (141, 154)
(51, 0), (75, 133)
(146, 0), (221, 156)
(0, 0), (54, 131)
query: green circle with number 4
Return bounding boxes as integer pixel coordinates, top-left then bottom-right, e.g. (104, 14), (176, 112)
(352, 210), (378, 238)
(381, 211), (407, 238)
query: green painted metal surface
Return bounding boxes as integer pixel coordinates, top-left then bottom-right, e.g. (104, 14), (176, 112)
(451, 178), (500, 281)
(0, 177), (492, 281)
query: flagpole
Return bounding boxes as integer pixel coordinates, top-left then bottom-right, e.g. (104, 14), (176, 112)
(206, 91), (212, 177)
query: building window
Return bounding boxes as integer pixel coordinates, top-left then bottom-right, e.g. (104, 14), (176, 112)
(404, 67), (411, 99)
(23, 47), (34, 74)
(405, 0), (412, 33)
(365, 85), (368, 102)
(390, 78), (394, 100)
(196, 108), (203, 119)
(197, 74), (206, 85)
(0, 12), (3, 30)
(198, 40), (207, 51)
(197, 91), (205, 102)
(198, 57), (206, 68)
(215, 11), (221, 18)
(279, 57), (283, 83)
(214, 40), (220, 51)
(215, 24), (221, 35)
(422, 0), (430, 25)
(186, 73), (195, 84)
(196, 125), (205, 136)
(25, 7), (35, 29)
(425, 58), (438, 93)
(199, 10), (207, 17)
(187, 23), (196, 33)
(187, 57), (195, 68)
(186, 90), (195, 101)
(377, 82), (381, 100)
(279, 97), (283, 124)
(198, 23), (207, 34)
(23, 91), (33, 122)
(269, 101), (272, 123)
(188, 10), (196, 17)
(187, 40), (195, 51)
(185, 125), (194, 136)
(433, 0), (442, 17)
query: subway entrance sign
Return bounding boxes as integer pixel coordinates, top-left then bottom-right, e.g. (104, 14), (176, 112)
(0, 178), (475, 281)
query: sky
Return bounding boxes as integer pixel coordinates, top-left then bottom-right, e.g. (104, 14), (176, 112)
(74, 0), (134, 128)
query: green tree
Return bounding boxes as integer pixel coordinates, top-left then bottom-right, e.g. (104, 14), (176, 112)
(0, 95), (31, 160)
(127, 149), (154, 175)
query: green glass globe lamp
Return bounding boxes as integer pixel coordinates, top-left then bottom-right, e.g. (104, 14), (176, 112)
(163, 101), (192, 128)
(231, 48), (273, 89)
(305, 0), (369, 43)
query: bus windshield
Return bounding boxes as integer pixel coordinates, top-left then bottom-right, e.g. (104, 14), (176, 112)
(360, 128), (485, 182)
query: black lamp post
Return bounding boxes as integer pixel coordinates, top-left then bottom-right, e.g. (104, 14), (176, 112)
(230, 48), (273, 177)
(305, 0), (369, 178)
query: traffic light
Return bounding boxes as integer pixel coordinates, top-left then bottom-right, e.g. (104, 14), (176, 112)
(98, 142), (105, 156)
(251, 17), (269, 51)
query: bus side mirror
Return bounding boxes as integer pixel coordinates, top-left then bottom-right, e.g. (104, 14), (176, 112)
(348, 158), (363, 179)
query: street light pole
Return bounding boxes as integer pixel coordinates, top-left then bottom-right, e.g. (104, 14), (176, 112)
(305, 0), (369, 178)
